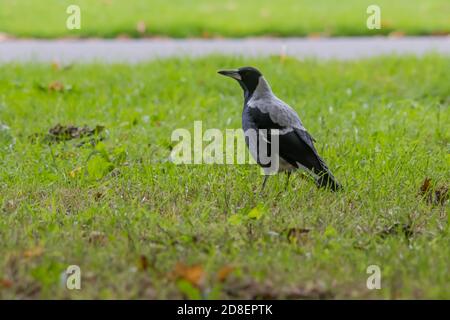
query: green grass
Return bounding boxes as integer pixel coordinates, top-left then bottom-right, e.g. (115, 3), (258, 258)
(0, 0), (449, 38)
(0, 55), (449, 299)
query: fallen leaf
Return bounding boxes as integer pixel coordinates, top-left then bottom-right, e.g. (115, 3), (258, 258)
(48, 81), (64, 91)
(171, 263), (205, 287)
(0, 278), (13, 288)
(419, 177), (432, 195)
(217, 265), (235, 282)
(23, 246), (44, 258)
(138, 255), (149, 271)
(418, 178), (448, 205)
(388, 31), (405, 38)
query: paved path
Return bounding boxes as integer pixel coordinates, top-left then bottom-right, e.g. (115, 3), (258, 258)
(0, 37), (448, 63)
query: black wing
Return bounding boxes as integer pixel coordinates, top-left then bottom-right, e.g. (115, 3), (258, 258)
(278, 128), (327, 174)
(244, 105), (327, 173)
(279, 129), (341, 190)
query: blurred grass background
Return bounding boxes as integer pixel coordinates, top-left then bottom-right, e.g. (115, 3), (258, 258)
(0, 0), (449, 38)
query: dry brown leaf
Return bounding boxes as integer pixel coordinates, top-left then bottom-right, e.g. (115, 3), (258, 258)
(23, 246), (44, 258)
(217, 265), (235, 282)
(419, 177), (432, 195)
(0, 278), (13, 288)
(419, 177), (448, 205)
(388, 31), (405, 38)
(307, 32), (330, 39)
(419, 177), (433, 204)
(171, 263), (205, 287)
(48, 81), (64, 91)
(138, 255), (149, 271)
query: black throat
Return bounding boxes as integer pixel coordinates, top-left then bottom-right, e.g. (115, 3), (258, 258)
(239, 76), (260, 103)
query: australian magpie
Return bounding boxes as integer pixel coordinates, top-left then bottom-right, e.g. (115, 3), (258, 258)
(218, 66), (341, 191)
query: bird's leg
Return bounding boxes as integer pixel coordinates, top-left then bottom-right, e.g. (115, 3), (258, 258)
(260, 175), (269, 193)
(284, 171), (292, 190)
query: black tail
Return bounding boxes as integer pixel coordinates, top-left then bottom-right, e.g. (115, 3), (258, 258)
(316, 171), (341, 192)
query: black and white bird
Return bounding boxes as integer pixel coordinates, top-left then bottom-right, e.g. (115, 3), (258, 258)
(218, 66), (341, 191)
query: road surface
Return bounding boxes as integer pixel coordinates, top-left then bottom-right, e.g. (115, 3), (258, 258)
(0, 37), (448, 63)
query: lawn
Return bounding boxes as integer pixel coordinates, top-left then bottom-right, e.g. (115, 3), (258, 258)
(0, 0), (449, 38)
(0, 55), (449, 299)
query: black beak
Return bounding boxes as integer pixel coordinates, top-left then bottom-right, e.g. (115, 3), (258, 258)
(217, 69), (241, 80)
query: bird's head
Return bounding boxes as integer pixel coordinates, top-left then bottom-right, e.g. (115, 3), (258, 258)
(218, 66), (263, 97)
